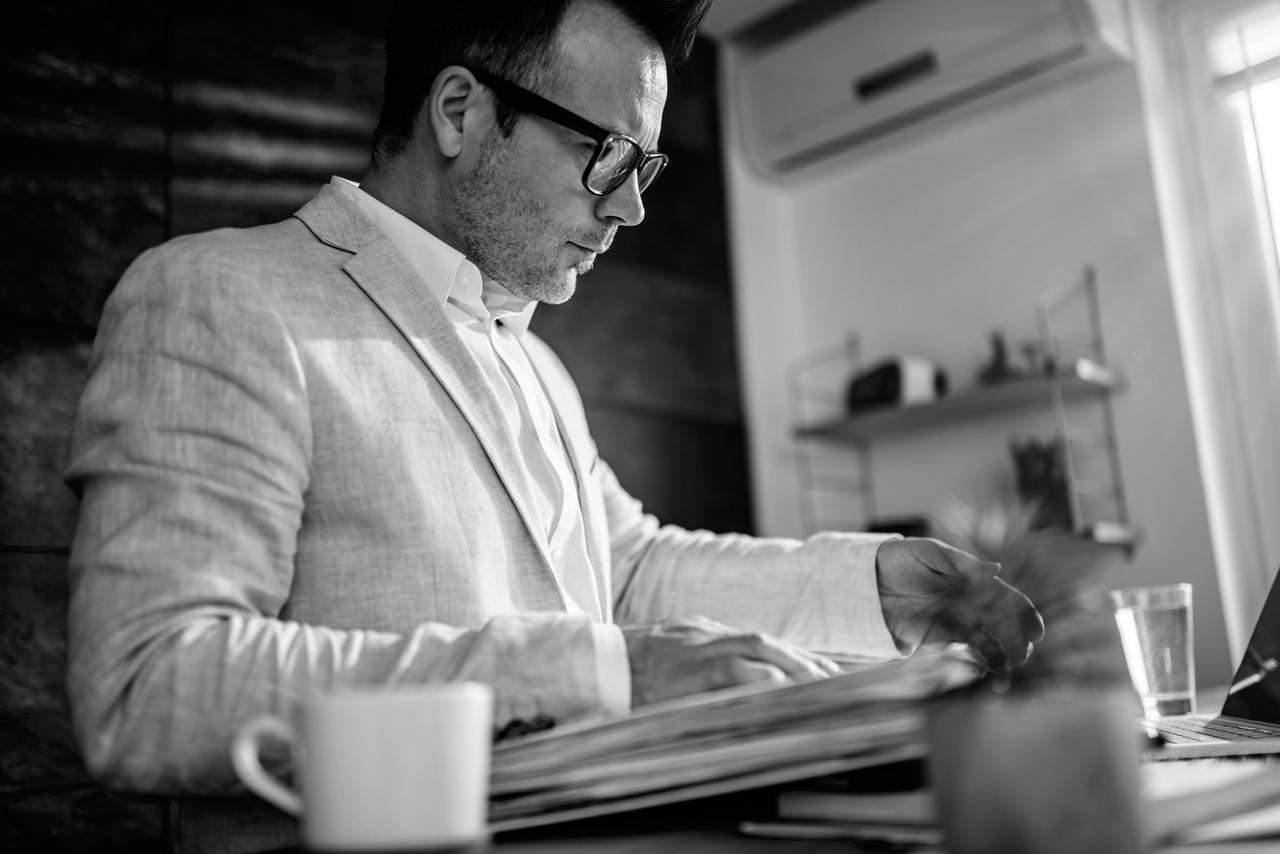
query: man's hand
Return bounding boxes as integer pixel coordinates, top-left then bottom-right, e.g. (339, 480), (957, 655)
(876, 538), (1045, 673)
(621, 616), (841, 707)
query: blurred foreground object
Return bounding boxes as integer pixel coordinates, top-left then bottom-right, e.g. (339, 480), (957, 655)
(926, 492), (1140, 850)
(928, 688), (1144, 854)
(930, 490), (1128, 691)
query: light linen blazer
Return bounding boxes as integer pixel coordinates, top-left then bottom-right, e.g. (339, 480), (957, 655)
(65, 185), (896, 840)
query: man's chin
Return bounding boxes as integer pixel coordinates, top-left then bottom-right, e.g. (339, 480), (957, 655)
(539, 273), (578, 305)
(499, 267), (579, 304)
(512, 271), (577, 305)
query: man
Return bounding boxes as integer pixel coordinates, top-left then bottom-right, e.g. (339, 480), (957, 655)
(65, 0), (1043, 848)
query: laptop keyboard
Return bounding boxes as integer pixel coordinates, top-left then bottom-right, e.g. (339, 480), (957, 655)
(1153, 716), (1280, 743)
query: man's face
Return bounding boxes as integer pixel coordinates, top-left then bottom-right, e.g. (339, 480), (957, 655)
(452, 1), (668, 304)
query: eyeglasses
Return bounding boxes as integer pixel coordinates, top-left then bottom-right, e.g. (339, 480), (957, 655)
(469, 67), (669, 196)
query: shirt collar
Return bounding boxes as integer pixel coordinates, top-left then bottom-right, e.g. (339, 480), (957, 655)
(332, 176), (538, 335)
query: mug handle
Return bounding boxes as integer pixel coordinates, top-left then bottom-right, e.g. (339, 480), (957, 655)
(231, 715), (303, 816)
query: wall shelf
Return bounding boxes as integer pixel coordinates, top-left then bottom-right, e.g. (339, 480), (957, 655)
(788, 267), (1139, 551)
(796, 357), (1122, 442)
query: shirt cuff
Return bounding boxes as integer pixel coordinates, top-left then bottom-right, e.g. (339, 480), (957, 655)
(832, 534), (901, 660)
(864, 538), (908, 657)
(590, 622), (631, 714)
(776, 531), (904, 661)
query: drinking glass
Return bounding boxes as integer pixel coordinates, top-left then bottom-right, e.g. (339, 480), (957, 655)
(1110, 584), (1195, 718)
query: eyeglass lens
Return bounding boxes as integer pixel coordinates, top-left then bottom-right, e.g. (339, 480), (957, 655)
(588, 137), (664, 194)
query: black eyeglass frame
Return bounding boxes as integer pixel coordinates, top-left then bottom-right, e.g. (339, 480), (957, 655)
(468, 67), (668, 196)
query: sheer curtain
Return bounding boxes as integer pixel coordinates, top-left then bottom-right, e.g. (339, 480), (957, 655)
(1128, 0), (1280, 662)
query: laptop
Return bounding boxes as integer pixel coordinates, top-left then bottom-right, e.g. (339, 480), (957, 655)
(1144, 566), (1280, 759)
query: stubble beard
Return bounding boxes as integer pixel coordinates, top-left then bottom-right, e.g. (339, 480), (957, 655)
(451, 132), (579, 305)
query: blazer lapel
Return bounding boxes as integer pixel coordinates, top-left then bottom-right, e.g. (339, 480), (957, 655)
(294, 186), (569, 610)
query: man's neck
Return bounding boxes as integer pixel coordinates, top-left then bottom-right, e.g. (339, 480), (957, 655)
(358, 163), (459, 253)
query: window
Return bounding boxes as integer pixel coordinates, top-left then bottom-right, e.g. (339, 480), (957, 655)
(1129, 0), (1280, 663)
(1211, 8), (1280, 299)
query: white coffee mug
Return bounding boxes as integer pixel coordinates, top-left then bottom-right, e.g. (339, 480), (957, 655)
(232, 682), (493, 852)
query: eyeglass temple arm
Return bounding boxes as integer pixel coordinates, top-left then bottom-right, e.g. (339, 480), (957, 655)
(469, 68), (610, 145)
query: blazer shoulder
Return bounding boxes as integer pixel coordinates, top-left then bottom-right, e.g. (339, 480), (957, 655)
(115, 218), (345, 309)
(137, 217), (339, 279)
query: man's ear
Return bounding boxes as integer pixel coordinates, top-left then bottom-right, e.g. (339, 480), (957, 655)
(419, 66), (487, 160)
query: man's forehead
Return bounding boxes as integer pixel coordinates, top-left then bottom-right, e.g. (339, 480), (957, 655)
(549, 8), (668, 145)
(552, 1), (666, 86)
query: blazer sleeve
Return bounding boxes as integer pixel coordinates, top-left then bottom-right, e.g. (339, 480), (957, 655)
(603, 462), (904, 660)
(64, 239), (604, 796)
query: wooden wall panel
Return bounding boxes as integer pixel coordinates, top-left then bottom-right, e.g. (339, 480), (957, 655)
(531, 260), (742, 424)
(0, 345), (89, 548)
(0, 552), (169, 852)
(167, 0), (386, 235)
(587, 407), (753, 536)
(0, 553), (82, 794)
(2, 1), (168, 334)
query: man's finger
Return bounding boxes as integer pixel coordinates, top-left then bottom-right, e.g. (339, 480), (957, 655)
(942, 541), (1003, 585)
(962, 623), (1011, 677)
(929, 571), (1045, 665)
(704, 633), (833, 680)
(726, 658), (789, 687)
(987, 578), (1046, 656)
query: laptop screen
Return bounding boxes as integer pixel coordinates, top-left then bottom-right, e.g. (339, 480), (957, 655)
(1221, 566), (1280, 723)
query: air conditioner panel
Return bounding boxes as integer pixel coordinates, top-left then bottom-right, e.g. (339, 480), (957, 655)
(733, 0), (1128, 174)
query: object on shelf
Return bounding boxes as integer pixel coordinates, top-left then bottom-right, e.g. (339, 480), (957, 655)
(846, 357), (948, 414)
(1019, 338), (1056, 377)
(977, 330), (1024, 386)
(1010, 436), (1072, 531)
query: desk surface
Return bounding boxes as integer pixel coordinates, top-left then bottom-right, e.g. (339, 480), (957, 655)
(265, 759), (1280, 853)
(492, 778), (1280, 853)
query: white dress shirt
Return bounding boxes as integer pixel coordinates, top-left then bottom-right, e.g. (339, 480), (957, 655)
(336, 177), (630, 712)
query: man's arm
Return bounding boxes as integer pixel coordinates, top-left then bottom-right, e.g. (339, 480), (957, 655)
(601, 460), (904, 657)
(602, 460), (1042, 679)
(65, 241), (605, 794)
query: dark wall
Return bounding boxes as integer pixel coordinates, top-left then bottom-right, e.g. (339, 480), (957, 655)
(0, 2), (749, 848)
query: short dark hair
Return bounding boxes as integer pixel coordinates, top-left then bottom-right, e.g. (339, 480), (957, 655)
(369, 0), (711, 166)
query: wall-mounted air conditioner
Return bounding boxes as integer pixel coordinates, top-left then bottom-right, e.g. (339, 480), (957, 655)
(728, 0), (1131, 175)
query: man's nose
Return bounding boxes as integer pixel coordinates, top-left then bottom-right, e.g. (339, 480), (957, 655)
(595, 171), (646, 227)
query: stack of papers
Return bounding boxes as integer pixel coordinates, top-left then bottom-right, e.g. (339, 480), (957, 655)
(1147, 760), (1280, 846)
(756, 754), (1280, 848)
(488, 644), (981, 831)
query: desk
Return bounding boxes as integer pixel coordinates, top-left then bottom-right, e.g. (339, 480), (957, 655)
(257, 759), (1280, 853)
